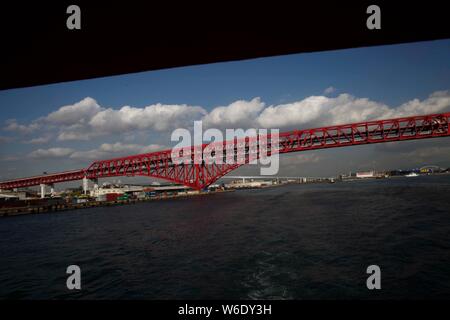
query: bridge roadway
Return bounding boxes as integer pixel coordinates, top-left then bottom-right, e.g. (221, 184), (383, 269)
(1, 112), (449, 190)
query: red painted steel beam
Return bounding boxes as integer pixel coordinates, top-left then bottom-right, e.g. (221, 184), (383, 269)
(1, 112), (449, 190)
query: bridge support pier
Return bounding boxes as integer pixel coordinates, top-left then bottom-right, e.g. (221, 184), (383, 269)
(40, 183), (55, 198)
(83, 177), (98, 195)
(82, 177), (88, 195)
(40, 184), (46, 199)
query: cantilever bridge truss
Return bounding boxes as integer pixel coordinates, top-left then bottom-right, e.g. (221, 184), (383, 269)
(1, 112), (450, 190)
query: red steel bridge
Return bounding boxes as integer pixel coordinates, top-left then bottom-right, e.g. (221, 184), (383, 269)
(1, 112), (449, 191)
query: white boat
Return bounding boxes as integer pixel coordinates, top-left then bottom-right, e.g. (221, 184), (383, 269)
(405, 172), (419, 177)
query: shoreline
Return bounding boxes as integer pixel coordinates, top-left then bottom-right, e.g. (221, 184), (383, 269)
(0, 189), (235, 218)
(2, 173), (448, 218)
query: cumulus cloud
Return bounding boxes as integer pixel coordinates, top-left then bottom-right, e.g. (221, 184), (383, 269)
(56, 101), (206, 141)
(256, 90), (450, 129)
(383, 90), (450, 118)
(88, 103), (206, 134)
(258, 95), (333, 128)
(4, 90), (450, 180)
(3, 97), (100, 136)
(4, 98), (206, 142)
(45, 97), (102, 125)
(257, 94), (391, 128)
(57, 123), (101, 141)
(202, 97), (265, 128)
(4, 119), (40, 134)
(6, 90), (450, 145)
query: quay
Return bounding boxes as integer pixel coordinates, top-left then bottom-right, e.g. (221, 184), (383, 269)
(0, 189), (234, 218)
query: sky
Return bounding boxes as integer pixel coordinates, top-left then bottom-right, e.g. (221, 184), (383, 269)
(1, 39), (450, 186)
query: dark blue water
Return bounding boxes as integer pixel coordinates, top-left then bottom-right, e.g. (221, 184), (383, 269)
(1, 175), (450, 299)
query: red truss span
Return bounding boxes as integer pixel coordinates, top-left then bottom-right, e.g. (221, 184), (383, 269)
(1, 112), (449, 190)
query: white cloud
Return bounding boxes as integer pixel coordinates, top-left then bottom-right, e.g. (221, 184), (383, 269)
(54, 102), (206, 141)
(257, 95), (333, 128)
(257, 94), (391, 128)
(89, 104), (206, 133)
(202, 97), (265, 128)
(28, 148), (75, 159)
(57, 125), (101, 141)
(383, 90), (450, 118)
(5, 98), (206, 142)
(4, 119), (40, 134)
(4, 97), (101, 137)
(45, 97), (102, 125)
(6, 90), (450, 146)
(256, 90), (450, 129)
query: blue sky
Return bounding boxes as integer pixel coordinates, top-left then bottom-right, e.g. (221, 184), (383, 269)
(2, 39), (450, 120)
(1, 39), (450, 183)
